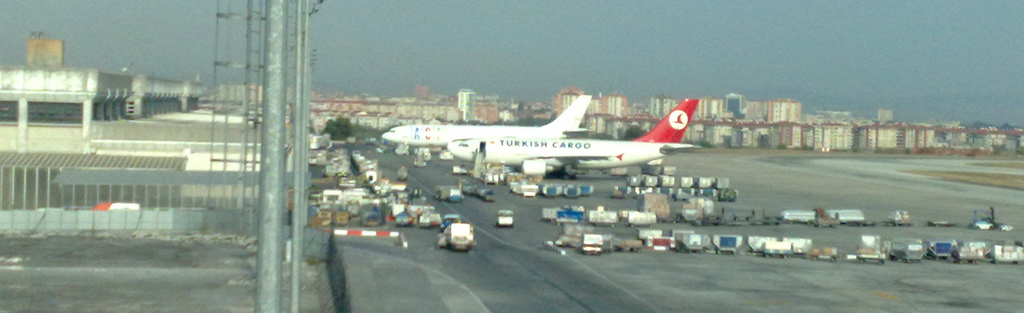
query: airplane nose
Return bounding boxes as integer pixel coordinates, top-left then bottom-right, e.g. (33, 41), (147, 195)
(381, 132), (396, 142)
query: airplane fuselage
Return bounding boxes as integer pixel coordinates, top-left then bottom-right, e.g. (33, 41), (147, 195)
(382, 125), (566, 147)
(450, 138), (683, 170)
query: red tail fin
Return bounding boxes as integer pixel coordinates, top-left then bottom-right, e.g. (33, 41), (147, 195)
(632, 98), (699, 143)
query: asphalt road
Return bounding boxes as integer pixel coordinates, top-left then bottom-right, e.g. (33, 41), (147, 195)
(333, 148), (1024, 313)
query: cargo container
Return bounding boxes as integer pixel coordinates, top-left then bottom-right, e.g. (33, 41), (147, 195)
(579, 185), (594, 197)
(714, 178), (730, 189)
(712, 235), (743, 255)
(926, 239), (957, 260)
(608, 167), (629, 176)
(661, 166), (677, 176)
(782, 237), (812, 255)
(953, 240), (990, 264)
(556, 209), (585, 224)
(717, 189), (738, 202)
(696, 188), (717, 198)
(587, 210), (619, 226)
(637, 228), (663, 240)
(695, 177), (715, 189)
(582, 234), (604, 255)
(613, 238), (644, 253)
(542, 208), (559, 222)
(671, 189), (691, 201)
(885, 238), (925, 263)
(627, 211), (656, 227)
(990, 241), (1024, 264)
(747, 236), (776, 255)
(648, 237), (675, 251)
(781, 210), (815, 224)
(563, 185), (582, 198)
(810, 247), (839, 262)
(675, 233), (710, 253)
(658, 175), (676, 188)
(541, 185), (564, 198)
(626, 175), (642, 187)
(826, 209), (871, 226)
(677, 177), (695, 189)
(637, 194), (671, 222)
(521, 184), (539, 197)
(856, 235), (886, 264)
(641, 175), (659, 187)
(763, 240), (794, 258)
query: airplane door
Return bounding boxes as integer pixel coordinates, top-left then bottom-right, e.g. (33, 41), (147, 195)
(478, 141), (487, 156)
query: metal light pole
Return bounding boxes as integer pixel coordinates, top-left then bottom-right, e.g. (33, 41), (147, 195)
(289, 0), (310, 311)
(258, 0), (288, 311)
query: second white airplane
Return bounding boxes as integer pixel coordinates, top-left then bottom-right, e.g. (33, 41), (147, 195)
(446, 98), (700, 179)
(381, 95), (593, 147)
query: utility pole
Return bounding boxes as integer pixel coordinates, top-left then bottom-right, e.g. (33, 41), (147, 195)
(257, 0), (287, 311)
(289, 0), (312, 311)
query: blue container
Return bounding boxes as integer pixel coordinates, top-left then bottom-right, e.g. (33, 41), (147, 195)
(719, 236), (738, 248)
(556, 210), (584, 223)
(579, 185), (594, 196)
(934, 242), (953, 254)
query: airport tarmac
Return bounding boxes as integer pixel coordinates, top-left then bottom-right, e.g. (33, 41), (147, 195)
(0, 236), (254, 313)
(333, 148), (1024, 313)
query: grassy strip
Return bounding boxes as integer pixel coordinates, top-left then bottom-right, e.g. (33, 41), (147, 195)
(969, 162), (1024, 170)
(901, 170), (1024, 190)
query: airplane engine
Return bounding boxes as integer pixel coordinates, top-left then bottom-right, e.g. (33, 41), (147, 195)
(521, 159), (548, 176)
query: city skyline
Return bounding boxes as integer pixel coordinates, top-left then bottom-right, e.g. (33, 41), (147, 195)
(2, 1), (1022, 124)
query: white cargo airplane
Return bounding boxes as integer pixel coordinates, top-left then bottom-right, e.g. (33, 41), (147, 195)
(446, 98), (699, 179)
(380, 95), (593, 147)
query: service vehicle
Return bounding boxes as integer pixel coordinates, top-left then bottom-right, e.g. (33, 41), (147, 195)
(885, 238), (926, 263)
(856, 235), (887, 264)
(926, 239), (957, 260)
(712, 235), (743, 255)
(953, 240), (990, 264)
(440, 214), (463, 232)
(435, 186), (464, 203)
(990, 241), (1024, 264)
(496, 210), (514, 228)
(438, 222), (476, 251)
(581, 234), (604, 255)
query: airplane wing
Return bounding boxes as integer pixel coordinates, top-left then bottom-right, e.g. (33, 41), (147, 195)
(659, 144), (700, 155)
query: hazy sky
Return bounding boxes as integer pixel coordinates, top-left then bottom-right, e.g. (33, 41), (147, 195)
(3, 1), (1022, 124)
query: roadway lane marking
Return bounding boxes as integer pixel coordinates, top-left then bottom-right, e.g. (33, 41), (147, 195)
(870, 291), (899, 300)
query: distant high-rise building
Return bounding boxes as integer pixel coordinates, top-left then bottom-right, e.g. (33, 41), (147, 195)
(745, 100), (767, 122)
(696, 97), (724, 120)
(553, 87), (585, 114)
(725, 93), (744, 119)
(598, 92), (628, 117)
(648, 94), (676, 118)
(766, 99), (802, 123)
(415, 85), (430, 99)
(878, 109), (893, 124)
(457, 89), (476, 121)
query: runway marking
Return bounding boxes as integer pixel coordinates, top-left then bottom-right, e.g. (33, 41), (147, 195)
(0, 266), (24, 271)
(870, 291), (899, 300)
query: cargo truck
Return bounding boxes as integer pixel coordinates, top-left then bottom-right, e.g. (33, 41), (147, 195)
(581, 234), (604, 255)
(637, 193), (671, 222)
(438, 222), (476, 251)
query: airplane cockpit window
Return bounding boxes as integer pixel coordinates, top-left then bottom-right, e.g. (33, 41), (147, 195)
(458, 142), (470, 147)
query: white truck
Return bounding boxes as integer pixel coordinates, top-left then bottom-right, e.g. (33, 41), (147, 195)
(496, 210), (514, 228)
(438, 222), (476, 251)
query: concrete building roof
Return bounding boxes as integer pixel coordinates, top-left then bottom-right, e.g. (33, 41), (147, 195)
(0, 152), (185, 170)
(52, 169), (276, 186)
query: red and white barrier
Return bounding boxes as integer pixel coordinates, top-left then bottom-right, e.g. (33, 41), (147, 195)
(334, 229), (400, 237)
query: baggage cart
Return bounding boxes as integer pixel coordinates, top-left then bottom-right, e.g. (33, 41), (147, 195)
(747, 236), (776, 255)
(712, 235), (743, 255)
(809, 247), (839, 262)
(627, 211), (656, 227)
(782, 237), (813, 256)
(990, 241), (1024, 264)
(611, 186), (629, 199)
(556, 209), (585, 224)
(714, 178), (730, 189)
(884, 210), (913, 227)
(613, 238), (644, 253)
(626, 175), (642, 187)
(541, 208), (559, 222)
(675, 233), (710, 253)
(856, 235), (886, 264)
(813, 208), (839, 228)
(763, 240), (794, 258)
(677, 177), (695, 189)
(579, 185), (595, 197)
(826, 209), (872, 226)
(586, 210), (619, 226)
(637, 228), (663, 240)
(658, 175), (676, 188)
(885, 238), (925, 263)
(661, 166), (677, 176)
(926, 239), (957, 260)
(648, 237), (675, 251)
(781, 210), (815, 224)
(953, 240), (990, 264)
(641, 175), (659, 187)
(563, 185), (582, 198)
